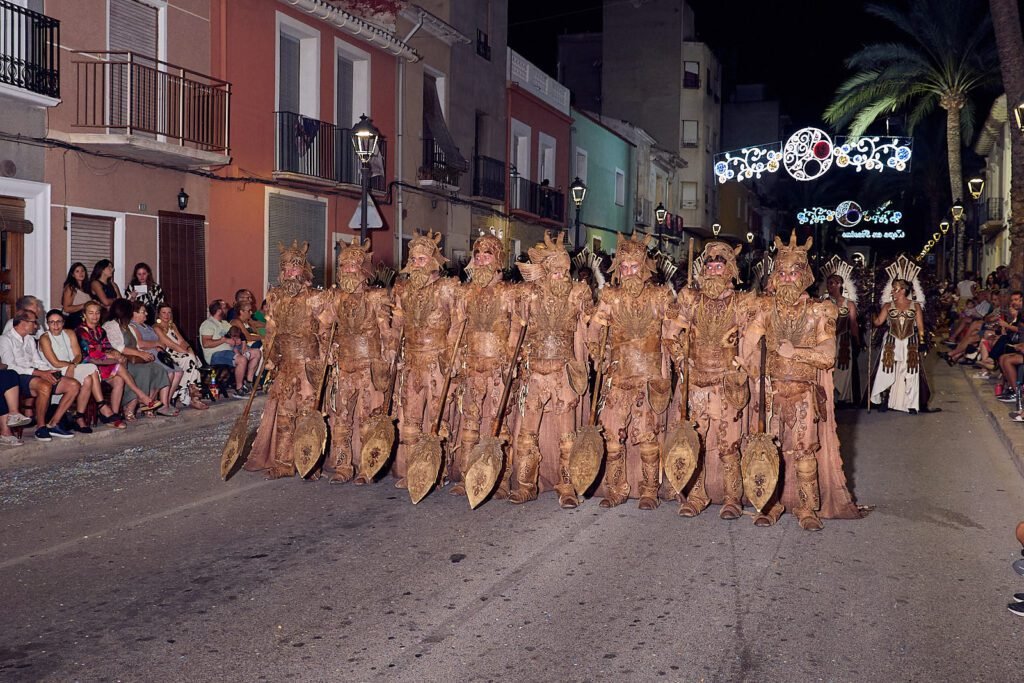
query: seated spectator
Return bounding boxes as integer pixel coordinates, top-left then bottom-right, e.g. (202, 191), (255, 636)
(229, 301), (264, 384)
(154, 304), (207, 410)
(2, 295), (44, 337)
(228, 289), (266, 333)
(0, 311), (79, 441)
(949, 289), (993, 343)
(77, 301), (144, 429)
(0, 367), (32, 446)
(973, 291), (1024, 376)
(129, 301), (184, 413)
(103, 299), (173, 419)
(40, 309), (124, 432)
(127, 262), (165, 322)
(200, 299), (250, 398)
(61, 262), (94, 331)
(90, 259), (122, 309)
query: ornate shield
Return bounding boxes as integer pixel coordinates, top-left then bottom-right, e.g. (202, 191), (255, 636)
(646, 378), (672, 414)
(566, 360), (589, 396)
(220, 416), (248, 480)
(370, 360), (391, 393)
(740, 432), (781, 513)
(464, 436), (505, 509)
(407, 433), (443, 504)
(663, 421), (701, 496)
(360, 413), (396, 481)
(569, 424), (604, 496)
(293, 411), (328, 478)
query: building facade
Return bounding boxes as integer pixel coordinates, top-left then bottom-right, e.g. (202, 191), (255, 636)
(975, 94), (1011, 277)
(569, 108), (634, 253)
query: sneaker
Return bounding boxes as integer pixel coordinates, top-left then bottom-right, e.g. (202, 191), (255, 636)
(1013, 593), (1024, 602)
(1013, 559), (1024, 576)
(1011, 413), (1024, 423)
(236, 384), (251, 396)
(34, 427), (51, 442)
(0, 435), (23, 447)
(226, 389), (244, 400)
(1008, 602), (1024, 616)
(972, 371), (991, 379)
(997, 392), (1018, 403)
(6, 412), (31, 427)
(47, 424), (75, 439)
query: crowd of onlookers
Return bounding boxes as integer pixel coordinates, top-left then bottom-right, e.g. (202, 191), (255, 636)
(936, 267), (1024, 422)
(0, 260), (267, 446)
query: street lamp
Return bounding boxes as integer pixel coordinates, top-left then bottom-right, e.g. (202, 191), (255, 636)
(176, 188), (189, 211)
(351, 114), (381, 243)
(950, 198), (965, 281)
(968, 177), (985, 200)
(570, 176), (587, 250)
(712, 222), (721, 237)
(939, 220), (950, 234)
(655, 202), (667, 226)
(1015, 101), (1024, 133)
(746, 231), (754, 244)
(951, 198), (964, 221)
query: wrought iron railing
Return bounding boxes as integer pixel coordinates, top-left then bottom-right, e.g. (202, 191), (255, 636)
(982, 197), (1004, 223)
(510, 174), (565, 223)
(419, 138), (462, 187)
(473, 155), (505, 201)
(73, 51), (230, 154)
(0, 0), (60, 99)
(275, 111), (386, 190)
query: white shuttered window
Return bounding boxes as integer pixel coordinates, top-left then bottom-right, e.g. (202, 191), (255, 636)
(70, 214), (115, 271)
(267, 194), (326, 287)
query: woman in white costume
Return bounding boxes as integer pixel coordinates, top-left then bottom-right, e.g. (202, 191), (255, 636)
(870, 256), (926, 413)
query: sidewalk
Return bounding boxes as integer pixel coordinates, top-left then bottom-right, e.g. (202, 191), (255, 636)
(0, 394), (262, 471)
(958, 363), (1024, 478)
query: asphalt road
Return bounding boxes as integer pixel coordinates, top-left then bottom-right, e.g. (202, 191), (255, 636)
(2, 360), (1023, 682)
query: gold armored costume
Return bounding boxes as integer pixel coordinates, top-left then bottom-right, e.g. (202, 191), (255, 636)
(246, 241), (334, 479)
(509, 232), (592, 505)
(324, 240), (394, 484)
(392, 231), (460, 489)
(588, 234), (673, 510)
(670, 241), (754, 520)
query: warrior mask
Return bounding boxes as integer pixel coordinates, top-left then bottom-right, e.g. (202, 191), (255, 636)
(610, 233), (655, 298)
(519, 232), (572, 297)
(402, 230), (446, 290)
(278, 240), (313, 297)
(337, 239), (373, 294)
(466, 233), (504, 287)
(769, 231), (814, 306)
(696, 241), (741, 299)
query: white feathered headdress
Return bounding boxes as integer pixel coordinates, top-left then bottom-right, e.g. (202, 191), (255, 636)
(819, 255), (859, 303)
(571, 247), (606, 289)
(881, 254), (925, 304)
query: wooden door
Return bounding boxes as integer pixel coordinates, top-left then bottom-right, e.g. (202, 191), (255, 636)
(0, 197), (28, 329)
(158, 211), (207, 347)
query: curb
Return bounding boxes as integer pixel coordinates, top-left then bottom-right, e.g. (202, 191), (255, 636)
(959, 365), (1024, 479)
(0, 395), (264, 471)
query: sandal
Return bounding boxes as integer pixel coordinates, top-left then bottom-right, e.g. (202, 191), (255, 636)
(139, 399), (162, 413)
(190, 398), (208, 410)
(156, 406), (178, 417)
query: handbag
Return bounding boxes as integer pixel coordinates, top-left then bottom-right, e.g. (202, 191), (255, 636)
(156, 349), (176, 369)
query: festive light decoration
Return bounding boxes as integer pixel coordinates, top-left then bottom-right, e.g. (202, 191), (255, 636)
(839, 228), (905, 240)
(715, 127), (913, 184)
(797, 200), (903, 227)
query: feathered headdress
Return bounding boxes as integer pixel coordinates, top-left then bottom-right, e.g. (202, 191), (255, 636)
(572, 247), (607, 289)
(881, 254), (925, 303)
(819, 254), (858, 303)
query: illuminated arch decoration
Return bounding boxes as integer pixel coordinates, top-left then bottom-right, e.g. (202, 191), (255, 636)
(797, 200), (903, 227)
(714, 127), (912, 184)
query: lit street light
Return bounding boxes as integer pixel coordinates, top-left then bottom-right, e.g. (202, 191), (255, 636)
(570, 176), (587, 250)
(351, 114), (381, 243)
(655, 202), (667, 244)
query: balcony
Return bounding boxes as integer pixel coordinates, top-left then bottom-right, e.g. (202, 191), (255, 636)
(418, 138), (462, 192)
(510, 174), (565, 225)
(472, 155), (505, 203)
(981, 197), (1004, 225)
(634, 197), (653, 227)
(0, 0), (60, 106)
(274, 111), (386, 191)
(68, 51), (230, 167)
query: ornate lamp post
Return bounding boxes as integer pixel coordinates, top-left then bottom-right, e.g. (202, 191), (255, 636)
(570, 176), (587, 250)
(351, 114), (381, 243)
(655, 201), (667, 244)
(1015, 101), (1024, 133)
(950, 198), (965, 281)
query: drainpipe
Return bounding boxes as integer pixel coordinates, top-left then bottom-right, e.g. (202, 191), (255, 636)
(396, 58), (405, 268)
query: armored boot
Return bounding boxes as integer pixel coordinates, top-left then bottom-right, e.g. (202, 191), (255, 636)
(395, 421), (423, 490)
(450, 427), (480, 496)
(267, 416), (297, 479)
(327, 424), (355, 484)
(719, 450), (743, 520)
(753, 499), (785, 527)
(353, 421), (373, 485)
(793, 452), (823, 531)
(599, 442), (629, 508)
(508, 432), (541, 504)
(678, 465), (710, 517)
(555, 433), (578, 509)
(493, 426), (514, 500)
(637, 442), (662, 510)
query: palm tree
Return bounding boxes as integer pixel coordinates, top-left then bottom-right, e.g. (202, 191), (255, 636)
(823, 0), (999, 277)
(989, 0), (1024, 282)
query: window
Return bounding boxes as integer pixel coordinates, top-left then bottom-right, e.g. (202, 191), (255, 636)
(476, 29), (491, 60)
(70, 214), (114, 269)
(614, 168), (626, 206)
(510, 119), (530, 179)
(575, 147), (588, 185)
(682, 120), (698, 148)
(336, 38), (373, 128)
(267, 192), (327, 287)
(683, 61), (700, 89)
(538, 133), (556, 184)
(277, 13), (320, 117)
(592, 237), (602, 252)
(682, 182), (698, 210)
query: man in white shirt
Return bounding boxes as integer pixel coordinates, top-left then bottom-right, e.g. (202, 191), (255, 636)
(199, 299), (250, 398)
(1, 295), (44, 338)
(0, 311), (79, 441)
